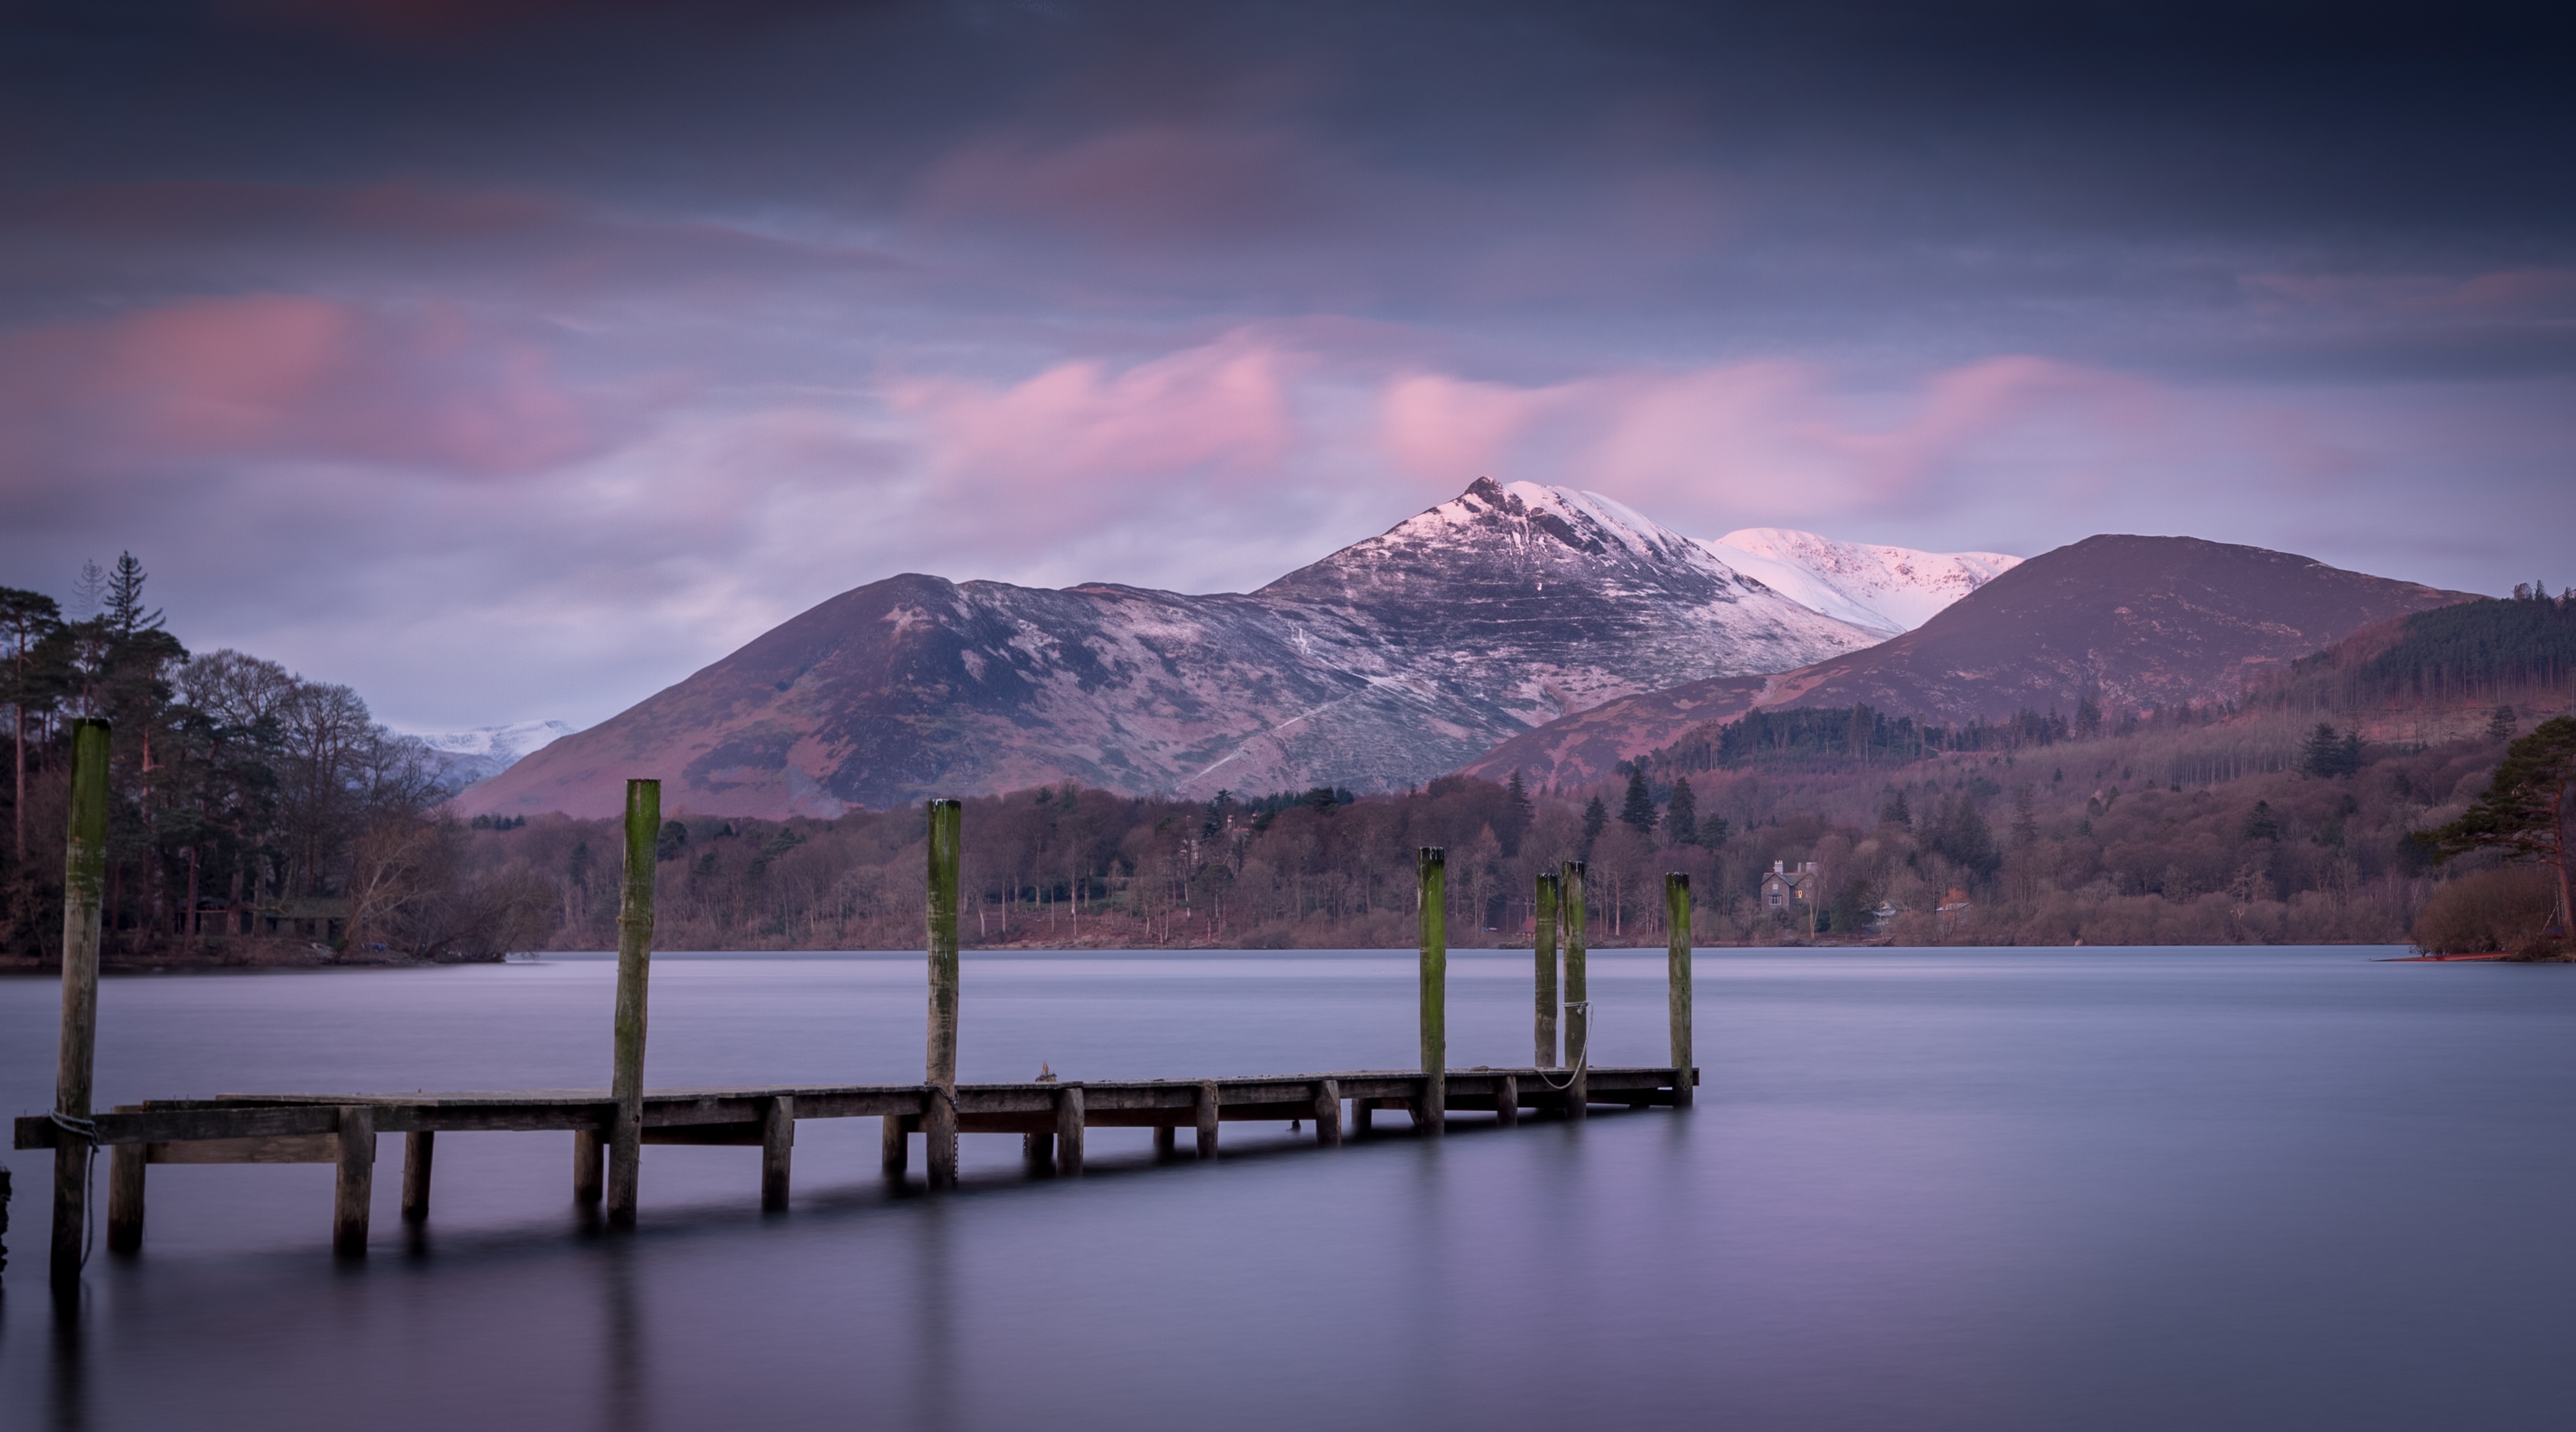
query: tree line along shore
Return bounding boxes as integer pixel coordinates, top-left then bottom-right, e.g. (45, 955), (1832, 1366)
(1, 564), (2569, 965)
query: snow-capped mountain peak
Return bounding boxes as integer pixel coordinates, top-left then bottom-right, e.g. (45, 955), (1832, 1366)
(405, 720), (579, 792)
(1709, 528), (2020, 634)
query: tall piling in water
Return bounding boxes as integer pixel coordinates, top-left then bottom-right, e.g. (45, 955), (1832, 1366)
(1561, 860), (1589, 1120)
(924, 798), (963, 1188)
(52, 718), (110, 1293)
(1533, 872), (1560, 1068)
(1418, 847), (1446, 1136)
(606, 778), (658, 1228)
(1666, 872), (1694, 1108)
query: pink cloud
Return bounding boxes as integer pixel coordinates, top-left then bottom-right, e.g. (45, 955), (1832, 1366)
(2243, 267), (2576, 319)
(0, 294), (606, 480)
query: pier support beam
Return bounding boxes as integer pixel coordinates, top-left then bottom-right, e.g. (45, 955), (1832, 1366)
(1314, 1079), (1342, 1147)
(924, 798), (963, 1190)
(881, 1113), (911, 1177)
(1053, 1086), (1084, 1177)
(1497, 1074), (1519, 1128)
(573, 1129), (604, 1204)
(1418, 847), (1446, 1137)
(607, 779), (660, 1228)
(1194, 1081), (1220, 1159)
(52, 718), (109, 1295)
(1562, 861), (1589, 1121)
(333, 1106), (375, 1258)
(1352, 1100), (1373, 1135)
(1534, 872), (1560, 1068)
(1153, 1125), (1176, 1159)
(402, 1131), (435, 1223)
(107, 1142), (145, 1253)
(1667, 872), (1694, 1109)
(760, 1096), (794, 1211)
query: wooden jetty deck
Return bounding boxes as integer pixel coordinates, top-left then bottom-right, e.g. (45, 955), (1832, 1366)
(15, 772), (1699, 1284)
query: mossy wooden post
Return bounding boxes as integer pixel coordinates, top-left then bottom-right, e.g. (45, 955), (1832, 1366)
(606, 779), (658, 1228)
(924, 798), (963, 1189)
(52, 718), (109, 1293)
(1562, 860), (1589, 1121)
(1666, 872), (1694, 1108)
(1534, 872), (1560, 1068)
(1418, 847), (1447, 1137)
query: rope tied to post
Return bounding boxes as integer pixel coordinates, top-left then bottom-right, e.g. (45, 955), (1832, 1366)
(50, 1112), (101, 1270)
(1531, 1002), (1590, 1091)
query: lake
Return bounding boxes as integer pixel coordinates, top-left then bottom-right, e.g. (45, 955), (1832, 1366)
(2, 946), (2571, 1430)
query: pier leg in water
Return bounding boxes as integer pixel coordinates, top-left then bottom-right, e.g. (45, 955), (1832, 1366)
(1023, 1131), (1053, 1168)
(881, 1113), (912, 1178)
(923, 798), (964, 1189)
(52, 718), (109, 1295)
(106, 1142), (144, 1253)
(402, 1132), (435, 1223)
(1153, 1125), (1176, 1159)
(1534, 872), (1560, 1068)
(1497, 1074), (1519, 1129)
(760, 1096), (794, 1211)
(1194, 1080), (1220, 1159)
(1667, 872), (1694, 1109)
(1315, 1079), (1342, 1147)
(1053, 1086), (1085, 1177)
(1419, 847), (1447, 1137)
(1353, 1100), (1374, 1135)
(574, 1129), (604, 1204)
(607, 779), (659, 1228)
(1563, 861), (1589, 1121)
(333, 1106), (375, 1258)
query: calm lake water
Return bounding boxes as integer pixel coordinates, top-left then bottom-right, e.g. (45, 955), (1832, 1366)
(1, 946), (2570, 1431)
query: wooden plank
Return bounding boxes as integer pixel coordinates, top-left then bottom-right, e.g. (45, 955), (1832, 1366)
(107, 1143), (145, 1253)
(606, 778), (659, 1230)
(924, 797), (962, 1190)
(640, 1123), (765, 1146)
(53, 718), (110, 1293)
(144, 1133), (341, 1165)
(1053, 1086), (1084, 1177)
(1194, 1080), (1219, 1159)
(760, 1095), (793, 1211)
(402, 1131), (434, 1223)
(333, 1106), (375, 1259)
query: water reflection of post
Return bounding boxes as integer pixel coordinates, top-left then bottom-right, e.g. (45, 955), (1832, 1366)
(599, 1244), (646, 1432)
(50, 1286), (88, 1432)
(912, 1199), (960, 1432)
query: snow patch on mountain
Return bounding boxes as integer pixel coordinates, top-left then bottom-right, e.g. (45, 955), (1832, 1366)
(1710, 529), (2020, 634)
(406, 720), (579, 790)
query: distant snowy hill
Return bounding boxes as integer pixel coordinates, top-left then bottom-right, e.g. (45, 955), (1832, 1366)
(408, 720), (578, 791)
(459, 478), (1887, 818)
(1710, 529), (2020, 635)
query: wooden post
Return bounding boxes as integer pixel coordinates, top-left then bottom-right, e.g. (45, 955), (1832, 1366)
(1153, 1125), (1176, 1159)
(924, 798), (963, 1189)
(1667, 872), (1694, 1109)
(606, 778), (658, 1228)
(1563, 861), (1589, 1121)
(760, 1095), (794, 1211)
(333, 1106), (375, 1258)
(1419, 847), (1446, 1137)
(1314, 1079), (1342, 1147)
(106, 1142), (145, 1253)
(1497, 1074), (1519, 1129)
(401, 1131), (435, 1223)
(1534, 872), (1560, 1068)
(52, 717), (109, 1293)
(881, 1112), (911, 1177)
(1023, 1131), (1054, 1168)
(1053, 1085), (1085, 1177)
(1353, 1099), (1374, 1135)
(573, 1128), (604, 1204)
(1194, 1080), (1220, 1159)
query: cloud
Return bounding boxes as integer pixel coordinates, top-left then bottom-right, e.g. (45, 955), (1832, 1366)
(0, 294), (615, 480)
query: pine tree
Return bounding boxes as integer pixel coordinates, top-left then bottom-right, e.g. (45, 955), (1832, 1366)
(1665, 775), (1699, 847)
(2241, 800), (2281, 841)
(1618, 767), (1657, 835)
(2415, 716), (2576, 942)
(1879, 788), (1913, 829)
(2299, 723), (2362, 778)
(1502, 767), (1534, 856)
(2488, 705), (2517, 741)
(1580, 795), (1608, 860)
(2011, 784), (2038, 847)
(1698, 812), (1730, 848)
(106, 551), (164, 640)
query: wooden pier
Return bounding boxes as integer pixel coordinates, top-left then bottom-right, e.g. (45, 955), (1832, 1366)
(14, 768), (1697, 1279)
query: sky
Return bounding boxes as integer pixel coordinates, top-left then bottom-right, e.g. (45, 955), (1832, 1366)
(3, 0), (2571, 732)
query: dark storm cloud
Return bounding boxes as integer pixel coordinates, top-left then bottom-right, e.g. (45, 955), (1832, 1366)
(1, 0), (2570, 727)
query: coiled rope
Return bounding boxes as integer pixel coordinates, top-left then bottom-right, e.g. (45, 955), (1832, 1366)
(48, 1112), (100, 1271)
